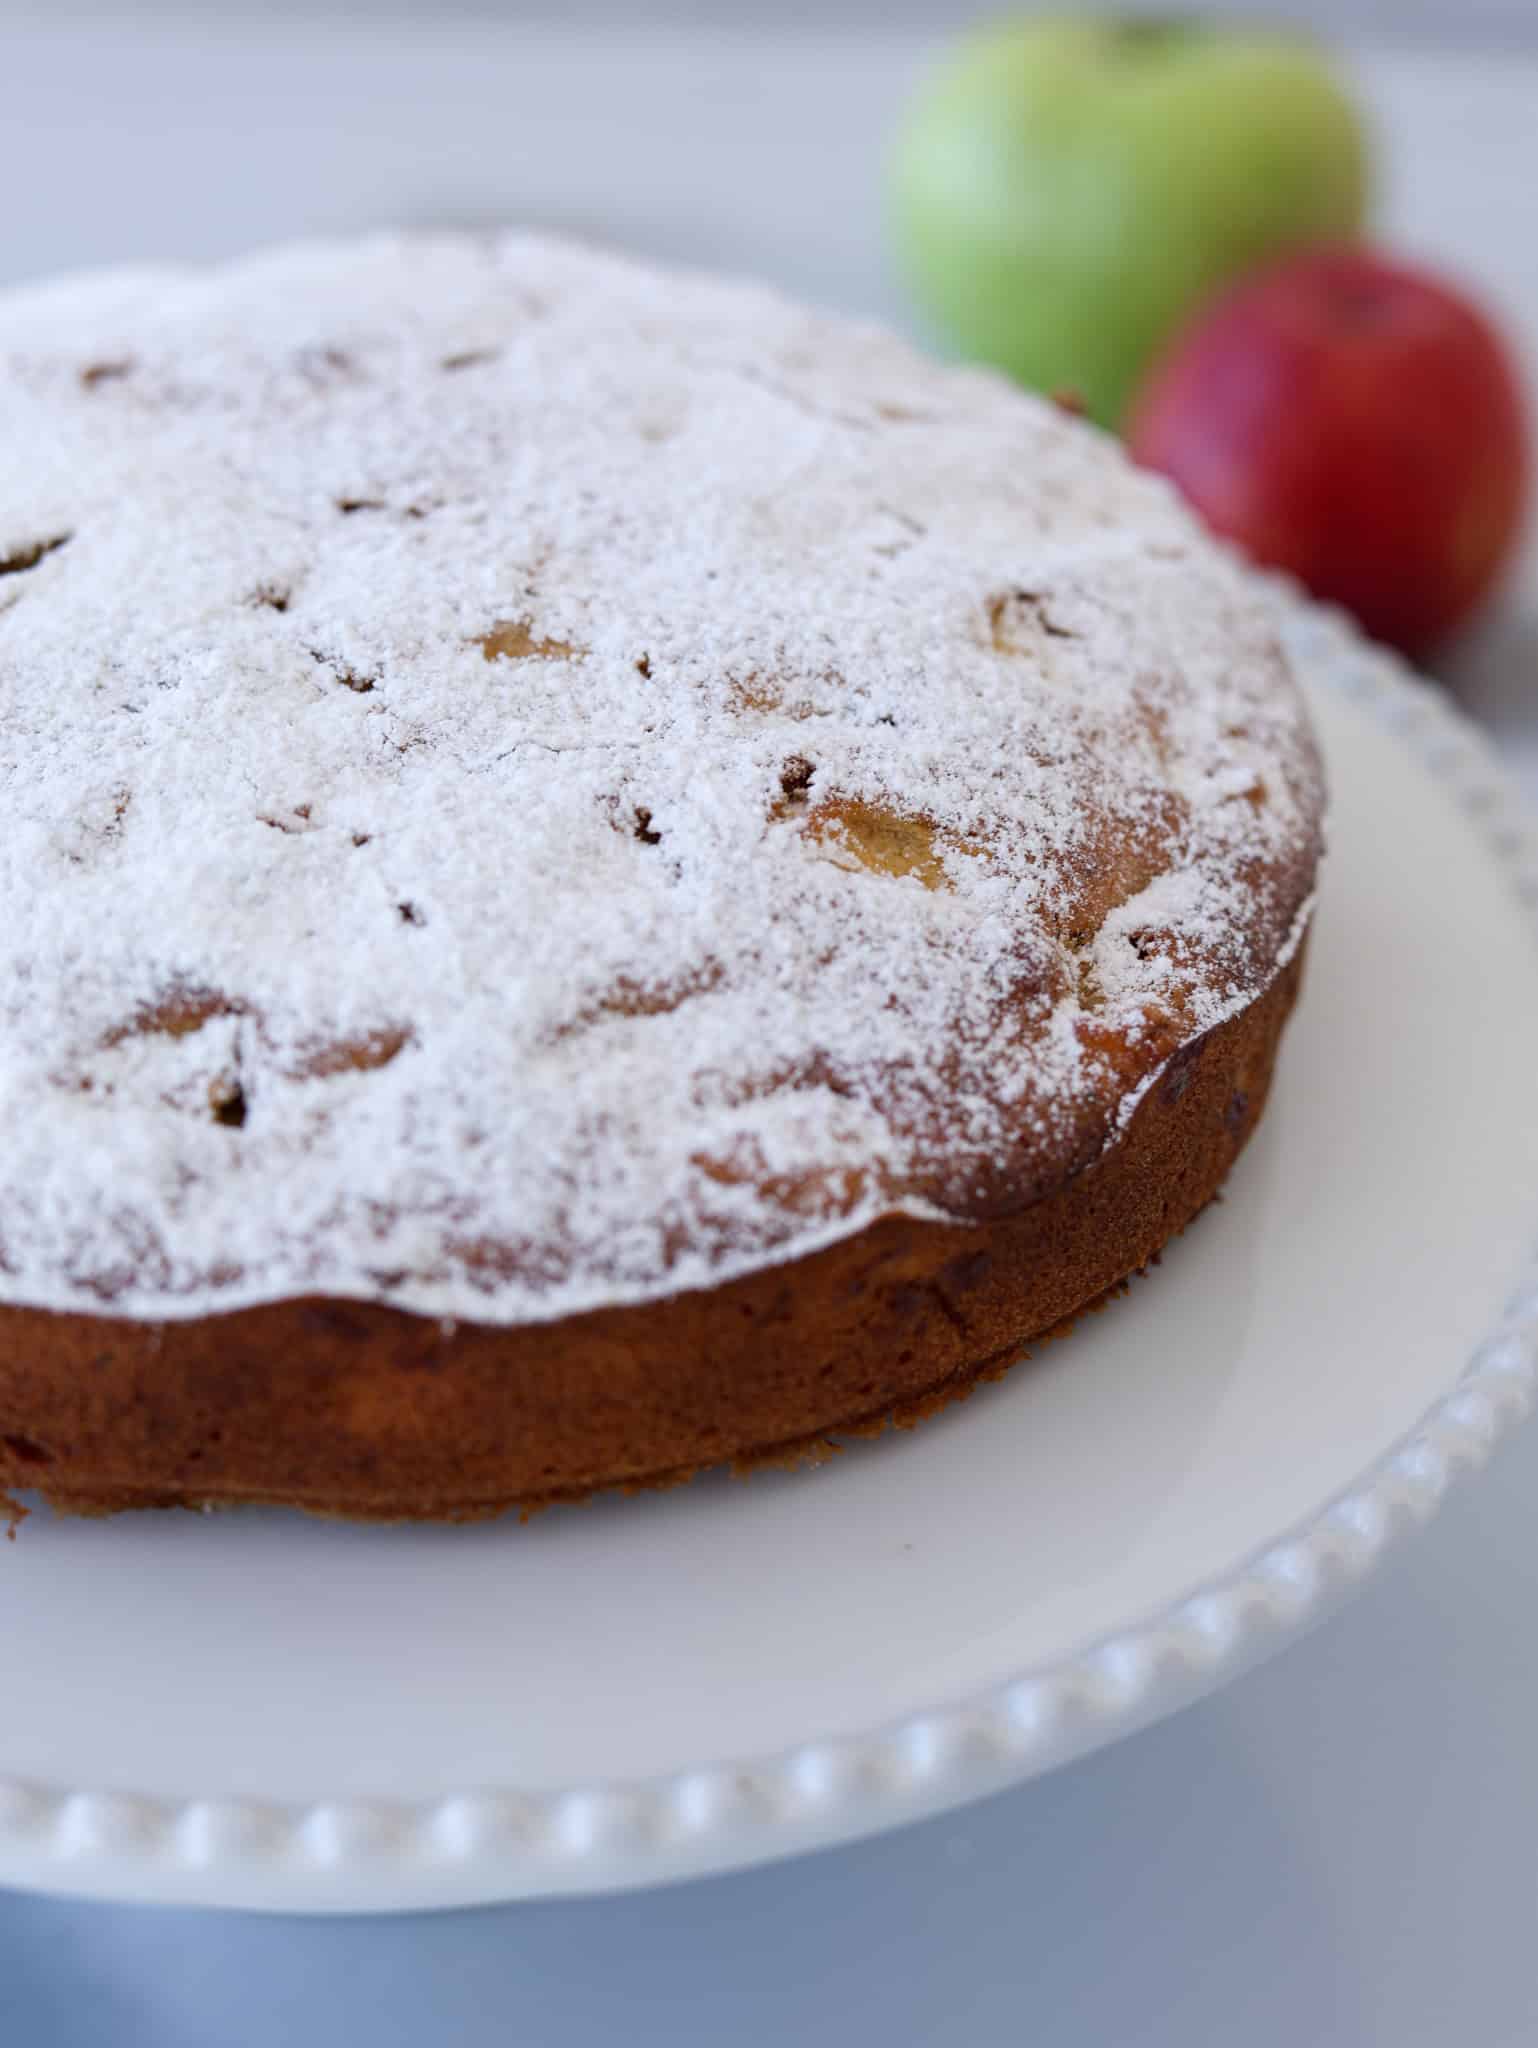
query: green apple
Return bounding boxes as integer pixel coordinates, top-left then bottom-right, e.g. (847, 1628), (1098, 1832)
(890, 18), (1370, 428)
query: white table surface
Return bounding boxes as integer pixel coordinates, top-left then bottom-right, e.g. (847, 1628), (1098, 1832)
(1, 20), (1536, 2046)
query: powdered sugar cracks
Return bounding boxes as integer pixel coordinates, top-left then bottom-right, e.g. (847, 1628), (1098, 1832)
(0, 233), (1323, 1322)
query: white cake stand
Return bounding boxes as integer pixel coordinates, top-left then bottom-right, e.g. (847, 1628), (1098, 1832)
(2, 601), (1536, 1913)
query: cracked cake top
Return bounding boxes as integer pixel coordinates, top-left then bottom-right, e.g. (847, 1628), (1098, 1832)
(0, 232), (1322, 1322)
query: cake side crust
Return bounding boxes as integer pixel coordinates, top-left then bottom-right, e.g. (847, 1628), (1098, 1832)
(0, 939), (1306, 1524)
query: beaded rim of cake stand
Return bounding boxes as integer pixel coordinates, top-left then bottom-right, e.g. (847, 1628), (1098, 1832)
(1, 591), (1535, 1908)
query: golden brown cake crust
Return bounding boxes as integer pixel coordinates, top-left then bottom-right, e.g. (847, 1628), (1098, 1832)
(0, 943), (1305, 1524)
(1, 236), (1324, 1523)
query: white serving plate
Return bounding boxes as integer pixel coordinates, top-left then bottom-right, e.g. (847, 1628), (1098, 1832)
(1, 601), (1535, 1913)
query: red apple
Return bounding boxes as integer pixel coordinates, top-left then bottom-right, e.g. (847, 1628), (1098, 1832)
(1127, 247), (1529, 657)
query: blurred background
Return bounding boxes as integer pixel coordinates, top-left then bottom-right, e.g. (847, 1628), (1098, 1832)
(13, 0), (1538, 35)
(4, 0), (1536, 780)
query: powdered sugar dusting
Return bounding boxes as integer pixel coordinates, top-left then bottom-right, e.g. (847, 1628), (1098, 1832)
(0, 233), (1322, 1322)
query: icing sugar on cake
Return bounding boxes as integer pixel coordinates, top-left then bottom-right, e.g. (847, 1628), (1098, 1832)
(0, 232), (1322, 1324)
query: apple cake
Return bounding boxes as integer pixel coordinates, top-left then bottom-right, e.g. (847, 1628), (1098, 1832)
(0, 233), (1323, 1521)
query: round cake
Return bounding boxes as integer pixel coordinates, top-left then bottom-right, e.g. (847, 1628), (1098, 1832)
(0, 233), (1323, 1521)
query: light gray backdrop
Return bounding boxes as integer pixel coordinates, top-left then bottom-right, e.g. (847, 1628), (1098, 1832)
(6, 0), (1538, 42)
